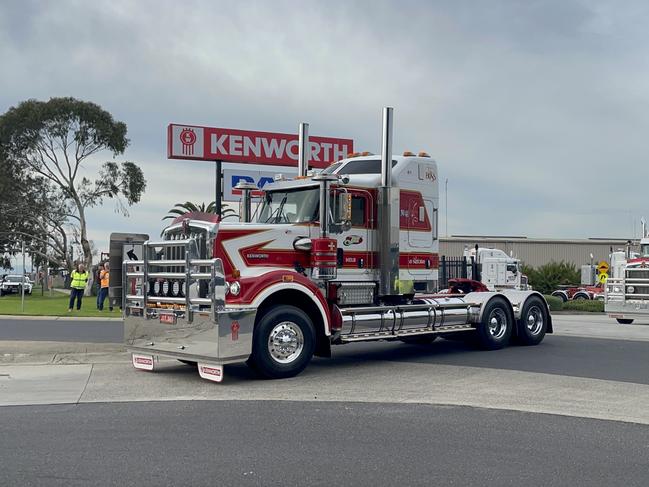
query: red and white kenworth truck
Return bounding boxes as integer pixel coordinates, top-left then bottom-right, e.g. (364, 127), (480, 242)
(123, 108), (552, 381)
(605, 231), (649, 324)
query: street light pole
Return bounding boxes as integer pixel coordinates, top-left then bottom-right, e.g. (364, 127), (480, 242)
(445, 178), (448, 237)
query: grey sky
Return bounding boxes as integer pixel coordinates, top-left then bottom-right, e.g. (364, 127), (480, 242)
(1, 0), (648, 256)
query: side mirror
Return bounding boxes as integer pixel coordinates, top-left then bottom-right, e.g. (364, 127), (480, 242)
(330, 193), (352, 233)
(338, 192), (352, 222)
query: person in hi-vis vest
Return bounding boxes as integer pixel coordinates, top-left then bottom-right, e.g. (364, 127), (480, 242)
(68, 263), (89, 312)
(97, 262), (112, 311)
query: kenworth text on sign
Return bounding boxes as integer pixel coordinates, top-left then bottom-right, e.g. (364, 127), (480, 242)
(167, 124), (354, 169)
(126, 109), (552, 382)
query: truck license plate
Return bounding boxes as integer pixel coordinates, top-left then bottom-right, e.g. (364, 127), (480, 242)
(198, 363), (224, 383)
(160, 313), (176, 325)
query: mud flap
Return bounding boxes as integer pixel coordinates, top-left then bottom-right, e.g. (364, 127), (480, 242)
(198, 363), (224, 383)
(132, 353), (155, 371)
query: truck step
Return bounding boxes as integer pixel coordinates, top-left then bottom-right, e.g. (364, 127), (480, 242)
(338, 324), (474, 343)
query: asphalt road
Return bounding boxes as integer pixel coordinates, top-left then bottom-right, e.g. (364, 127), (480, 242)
(2, 400), (648, 487)
(0, 317), (121, 343)
(2, 314), (649, 486)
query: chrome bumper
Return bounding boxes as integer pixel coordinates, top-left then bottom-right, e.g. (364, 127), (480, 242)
(124, 305), (256, 364)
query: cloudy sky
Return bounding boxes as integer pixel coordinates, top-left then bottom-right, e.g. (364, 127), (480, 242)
(2, 0), (649, 257)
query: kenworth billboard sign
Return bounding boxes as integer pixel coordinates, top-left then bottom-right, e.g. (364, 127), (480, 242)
(167, 124), (353, 169)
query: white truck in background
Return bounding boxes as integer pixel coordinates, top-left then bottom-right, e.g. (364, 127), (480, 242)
(605, 226), (649, 324)
(461, 246), (529, 291)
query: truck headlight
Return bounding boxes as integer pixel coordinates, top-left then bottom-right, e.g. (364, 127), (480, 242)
(627, 286), (635, 294)
(172, 281), (181, 297)
(229, 281), (241, 296)
(153, 281), (161, 295)
(613, 286), (621, 293)
(162, 280), (170, 296)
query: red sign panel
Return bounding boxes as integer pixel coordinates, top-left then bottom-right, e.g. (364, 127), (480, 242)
(167, 124), (353, 169)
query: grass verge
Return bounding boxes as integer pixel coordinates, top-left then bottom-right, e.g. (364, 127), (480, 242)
(0, 287), (117, 317)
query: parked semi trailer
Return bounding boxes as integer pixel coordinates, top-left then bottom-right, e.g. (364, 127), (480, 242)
(122, 108), (552, 382)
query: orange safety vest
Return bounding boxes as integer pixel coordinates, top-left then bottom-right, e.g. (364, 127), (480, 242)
(100, 269), (110, 288)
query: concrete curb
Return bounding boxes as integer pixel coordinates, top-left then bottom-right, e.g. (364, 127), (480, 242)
(552, 311), (606, 316)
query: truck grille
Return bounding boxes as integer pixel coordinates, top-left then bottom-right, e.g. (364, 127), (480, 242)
(627, 269), (649, 279)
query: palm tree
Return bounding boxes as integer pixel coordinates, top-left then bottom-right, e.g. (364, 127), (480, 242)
(162, 202), (236, 221)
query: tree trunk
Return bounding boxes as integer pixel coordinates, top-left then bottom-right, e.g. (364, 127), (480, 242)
(74, 197), (93, 296)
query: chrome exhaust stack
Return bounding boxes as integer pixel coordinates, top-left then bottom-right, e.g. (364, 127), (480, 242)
(297, 122), (309, 177)
(234, 181), (258, 223)
(378, 107), (400, 296)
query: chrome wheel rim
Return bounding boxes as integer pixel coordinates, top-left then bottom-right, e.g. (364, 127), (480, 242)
(268, 321), (304, 364)
(488, 309), (508, 340)
(526, 306), (544, 336)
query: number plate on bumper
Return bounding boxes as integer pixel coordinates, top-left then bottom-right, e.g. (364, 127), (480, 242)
(159, 313), (176, 325)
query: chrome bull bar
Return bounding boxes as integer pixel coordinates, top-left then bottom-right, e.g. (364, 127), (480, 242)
(122, 238), (255, 365)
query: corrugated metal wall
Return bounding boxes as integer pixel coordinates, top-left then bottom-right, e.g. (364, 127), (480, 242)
(440, 237), (636, 268)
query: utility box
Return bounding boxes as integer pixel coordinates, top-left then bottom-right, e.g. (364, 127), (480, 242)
(109, 232), (149, 309)
(581, 265), (596, 286)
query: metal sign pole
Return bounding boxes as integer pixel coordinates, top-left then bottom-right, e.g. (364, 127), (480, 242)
(21, 239), (25, 313)
(215, 160), (222, 218)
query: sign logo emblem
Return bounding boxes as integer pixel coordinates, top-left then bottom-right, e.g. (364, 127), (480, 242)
(179, 128), (197, 156)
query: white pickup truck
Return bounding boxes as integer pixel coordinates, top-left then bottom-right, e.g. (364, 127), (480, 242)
(0, 275), (33, 296)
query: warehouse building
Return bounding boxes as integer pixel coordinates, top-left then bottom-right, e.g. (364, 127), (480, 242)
(440, 236), (636, 268)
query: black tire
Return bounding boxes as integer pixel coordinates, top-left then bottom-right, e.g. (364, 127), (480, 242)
(249, 305), (315, 379)
(573, 294), (589, 301)
(400, 335), (438, 345)
(516, 296), (548, 346)
(476, 298), (513, 350)
(551, 292), (568, 303)
(616, 318), (634, 325)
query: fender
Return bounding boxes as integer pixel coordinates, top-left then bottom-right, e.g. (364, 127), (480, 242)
(227, 270), (331, 336)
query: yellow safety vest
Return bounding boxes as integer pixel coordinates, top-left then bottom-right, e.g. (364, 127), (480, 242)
(70, 271), (89, 289)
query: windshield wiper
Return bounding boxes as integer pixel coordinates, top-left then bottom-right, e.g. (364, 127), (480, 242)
(264, 194), (288, 223)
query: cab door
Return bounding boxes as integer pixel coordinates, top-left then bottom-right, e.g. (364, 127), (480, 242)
(336, 191), (372, 279)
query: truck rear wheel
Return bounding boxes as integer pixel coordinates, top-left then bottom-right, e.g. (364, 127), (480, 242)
(616, 318), (634, 325)
(516, 296), (548, 346)
(476, 299), (513, 350)
(249, 305), (315, 379)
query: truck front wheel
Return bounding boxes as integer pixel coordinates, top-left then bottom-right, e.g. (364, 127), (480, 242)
(476, 299), (513, 350)
(249, 305), (316, 379)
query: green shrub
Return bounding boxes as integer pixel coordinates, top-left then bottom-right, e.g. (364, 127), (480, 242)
(522, 261), (580, 295)
(562, 299), (605, 313)
(543, 295), (564, 311)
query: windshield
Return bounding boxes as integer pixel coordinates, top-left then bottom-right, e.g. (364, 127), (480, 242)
(321, 162), (342, 174)
(5, 276), (23, 282)
(641, 244), (649, 257)
(257, 188), (320, 224)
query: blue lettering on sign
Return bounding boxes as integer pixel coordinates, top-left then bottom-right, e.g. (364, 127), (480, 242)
(231, 175), (255, 186)
(257, 177), (274, 188)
